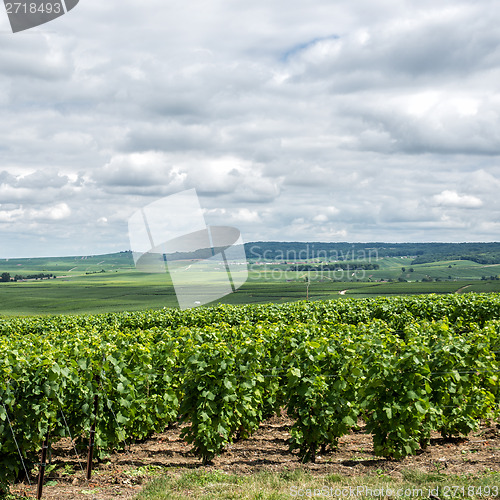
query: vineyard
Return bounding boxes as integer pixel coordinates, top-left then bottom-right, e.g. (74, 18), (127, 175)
(1, 294), (500, 495)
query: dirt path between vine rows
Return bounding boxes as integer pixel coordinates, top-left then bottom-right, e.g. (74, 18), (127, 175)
(10, 415), (500, 499)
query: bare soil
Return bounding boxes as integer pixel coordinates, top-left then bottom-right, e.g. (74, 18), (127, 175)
(10, 415), (500, 499)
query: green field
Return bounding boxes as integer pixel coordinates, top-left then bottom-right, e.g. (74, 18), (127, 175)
(1, 251), (500, 315)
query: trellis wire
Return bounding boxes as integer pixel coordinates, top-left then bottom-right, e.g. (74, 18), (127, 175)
(2, 402), (32, 487)
(59, 406), (87, 479)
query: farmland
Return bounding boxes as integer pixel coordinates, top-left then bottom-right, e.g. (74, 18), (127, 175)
(1, 295), (499, 497)
(1, 245), (500, 498)
(1, 249), (500, 315)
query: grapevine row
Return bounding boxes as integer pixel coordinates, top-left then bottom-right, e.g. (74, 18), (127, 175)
(0, 295), (499, 492)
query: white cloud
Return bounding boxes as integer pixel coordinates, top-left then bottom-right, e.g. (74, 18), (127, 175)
(432, 190), (483, 208)
(30, 203), (71, 221)
(231, 208), (261, 223)
(97, 152), (186, 188)
(0, 207), (23, 222)
(0, 202), (71, 223)
(313, 206), (340, 222)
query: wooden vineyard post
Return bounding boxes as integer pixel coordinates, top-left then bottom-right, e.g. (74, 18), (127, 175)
(86, 391), (99, 480)
(36, 433), (50, 500)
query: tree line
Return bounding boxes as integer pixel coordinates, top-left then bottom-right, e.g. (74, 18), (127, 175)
(289, 263), (380, 271)
(0, 272), (55, 282)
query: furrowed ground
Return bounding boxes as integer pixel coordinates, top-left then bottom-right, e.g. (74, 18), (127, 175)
(8, 414), (500, 499)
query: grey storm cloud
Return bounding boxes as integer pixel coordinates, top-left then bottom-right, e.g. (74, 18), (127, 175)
(1, 0), (500, 256)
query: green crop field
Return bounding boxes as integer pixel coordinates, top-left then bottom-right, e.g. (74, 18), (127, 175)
(1, 251), (500, 314)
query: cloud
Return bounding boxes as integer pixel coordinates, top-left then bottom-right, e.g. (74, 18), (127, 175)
(17, 171), (69, 189)
(0, 206), (23, 222)
(96, 152), (184, 188)
(432, 190), (483, 208)
(30, 203), (71, 220)
(0, 202), (71, 222)
(230, 208), (261, 223)
(2, 0), (500, 256)
(313, 206), (340, 222)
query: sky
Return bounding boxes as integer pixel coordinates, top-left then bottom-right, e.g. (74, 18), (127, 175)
(1, 0), (500, 257)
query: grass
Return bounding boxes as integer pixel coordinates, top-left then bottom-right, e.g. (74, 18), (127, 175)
(134, 469), (500, 500)
(0, 272), (180, 315)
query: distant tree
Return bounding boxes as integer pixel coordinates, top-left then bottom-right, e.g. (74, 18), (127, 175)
(1, 272), (11, 282)
(409, 268), (414, 272)
(401, 267), (406, 272)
